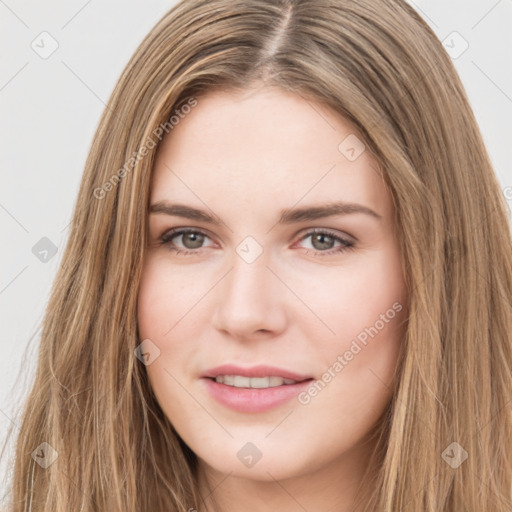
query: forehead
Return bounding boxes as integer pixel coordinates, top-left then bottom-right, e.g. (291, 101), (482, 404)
(150, 87), (391, 218)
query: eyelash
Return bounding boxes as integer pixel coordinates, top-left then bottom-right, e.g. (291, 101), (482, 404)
(158, 228), (356, 257)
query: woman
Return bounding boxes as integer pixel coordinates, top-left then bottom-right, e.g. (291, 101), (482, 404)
(3, 0), (511, 510)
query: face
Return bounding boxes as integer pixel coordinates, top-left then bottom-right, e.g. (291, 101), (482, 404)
(137, 85), (407, 483)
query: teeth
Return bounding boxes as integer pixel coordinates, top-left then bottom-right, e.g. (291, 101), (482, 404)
(214, 375), (298, 388)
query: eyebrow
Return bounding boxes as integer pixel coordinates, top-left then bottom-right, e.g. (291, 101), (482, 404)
(149, 200), (382, 224)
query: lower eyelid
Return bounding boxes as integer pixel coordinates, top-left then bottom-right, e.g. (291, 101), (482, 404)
(160, 229), (355, 253)
(298, 230), (354, 246)
(161, 230), (214, 248)
(296, 236), (355, 255)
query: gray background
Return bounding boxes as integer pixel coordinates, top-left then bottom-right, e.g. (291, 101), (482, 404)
(1, 0), (511, 501)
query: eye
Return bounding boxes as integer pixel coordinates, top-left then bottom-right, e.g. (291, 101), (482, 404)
(296, 228), (355, 256)
(159, 228), (214, 255)
(158, 227), (356, 256)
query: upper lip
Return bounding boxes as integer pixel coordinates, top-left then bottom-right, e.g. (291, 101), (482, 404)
(202, 364), (313, 382)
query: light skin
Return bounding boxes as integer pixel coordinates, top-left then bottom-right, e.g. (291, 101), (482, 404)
(137, 85), (408, 511)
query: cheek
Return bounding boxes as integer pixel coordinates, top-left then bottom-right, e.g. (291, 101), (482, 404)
(137, 272), (165, 344)
(299, 246), (406, 389)
(136, 259), (203, 421)
(137, 259), (185, 385)
(137, 256), (201, 340)
(136, 255), (212, 367)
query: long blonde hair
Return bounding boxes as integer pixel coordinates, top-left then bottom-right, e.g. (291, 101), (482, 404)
(2, 0), (511, 510)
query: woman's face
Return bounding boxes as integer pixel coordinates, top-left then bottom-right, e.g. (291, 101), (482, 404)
(137, 86), (407, 483)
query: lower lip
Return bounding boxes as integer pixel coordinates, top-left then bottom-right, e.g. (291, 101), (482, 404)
(202, 378), (313, 413)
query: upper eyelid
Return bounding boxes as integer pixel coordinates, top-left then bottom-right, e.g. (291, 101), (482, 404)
(160, 227), (355, 246)
(161, 227), (215, 241)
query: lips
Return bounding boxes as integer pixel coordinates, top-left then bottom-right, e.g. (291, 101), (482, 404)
(201, 364), (313, 382)
(201, 364), (314, 413)
(214, 375), (297, 388)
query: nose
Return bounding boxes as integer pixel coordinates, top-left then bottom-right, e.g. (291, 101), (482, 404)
(211, 250), (287, 341)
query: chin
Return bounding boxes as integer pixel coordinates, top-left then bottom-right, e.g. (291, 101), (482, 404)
(195, 439), (319, 482)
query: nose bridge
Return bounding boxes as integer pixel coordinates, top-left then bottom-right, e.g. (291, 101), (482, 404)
(224, 250), (273, 314)
(213, 247), (285, 336)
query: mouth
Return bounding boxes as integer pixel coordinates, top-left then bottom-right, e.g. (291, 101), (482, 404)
(210, 375), (303, 388)
(201, 364), (315, 413)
